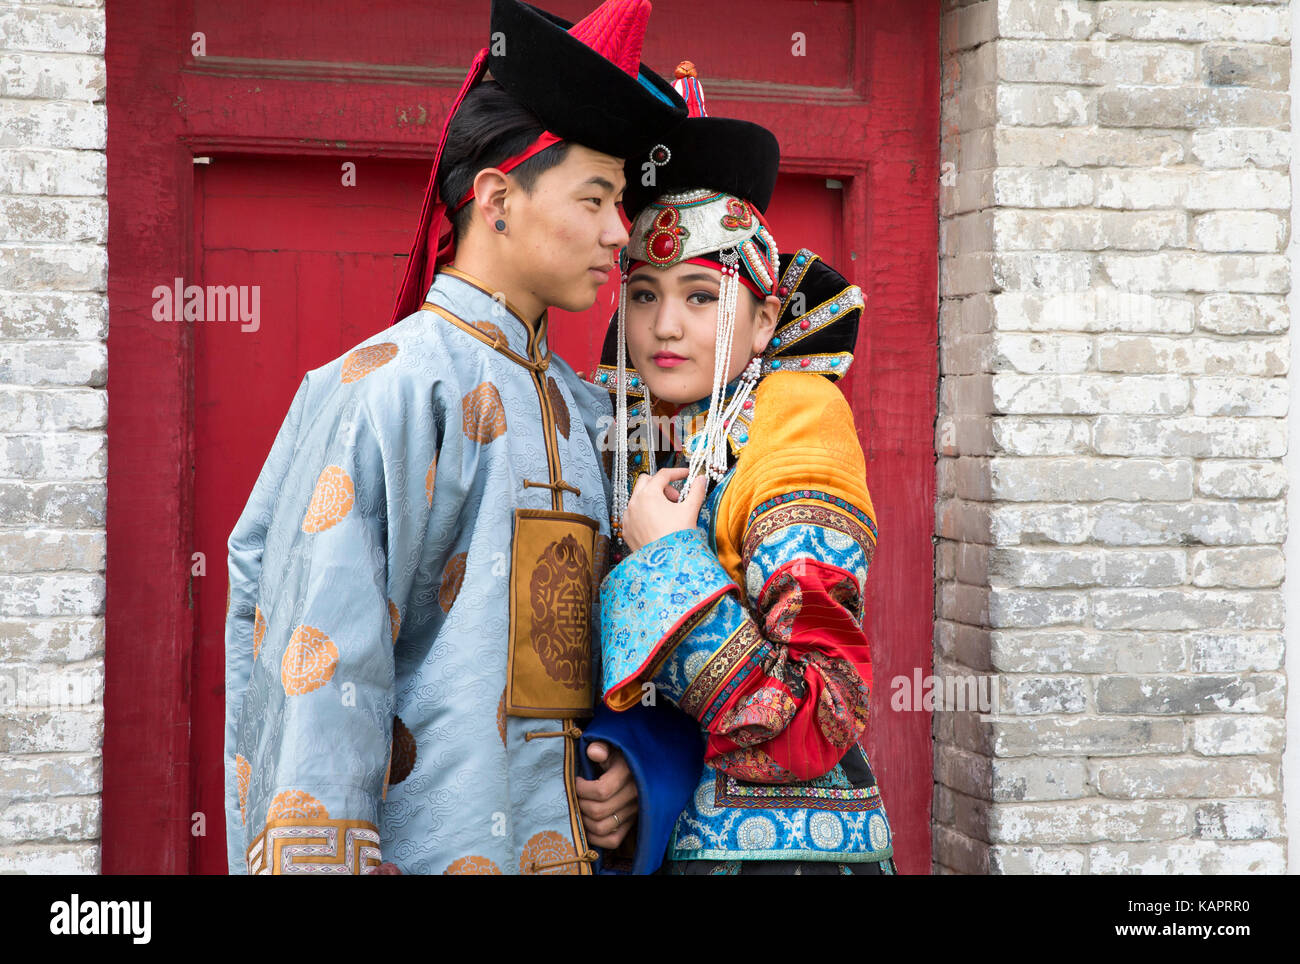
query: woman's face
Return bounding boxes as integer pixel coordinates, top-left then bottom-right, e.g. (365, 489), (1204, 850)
(624, 260), (780, 405)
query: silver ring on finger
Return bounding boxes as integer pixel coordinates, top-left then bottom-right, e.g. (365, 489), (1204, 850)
(612, 812), (621, 828)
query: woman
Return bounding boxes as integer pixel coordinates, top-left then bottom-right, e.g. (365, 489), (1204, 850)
(592, 65), (896, 874)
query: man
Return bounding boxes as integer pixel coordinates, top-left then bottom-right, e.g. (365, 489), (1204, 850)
(223, 0), (685, 874)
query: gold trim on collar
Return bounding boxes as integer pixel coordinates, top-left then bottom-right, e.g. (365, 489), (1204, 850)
(439, 265), (547, 352)
(421, 301), (551, 373)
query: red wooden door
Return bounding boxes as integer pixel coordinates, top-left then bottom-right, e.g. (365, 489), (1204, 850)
(106, 0), (938, 874)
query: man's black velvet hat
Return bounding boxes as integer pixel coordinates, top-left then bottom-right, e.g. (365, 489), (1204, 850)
(489, 0), (687, 161)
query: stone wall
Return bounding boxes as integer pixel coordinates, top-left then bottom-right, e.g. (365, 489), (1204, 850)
(0, 0), (108, 873)
(935, 0), (1290, 873)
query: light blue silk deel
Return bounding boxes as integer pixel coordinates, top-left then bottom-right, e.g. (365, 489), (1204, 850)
(224, 270), (613, 875)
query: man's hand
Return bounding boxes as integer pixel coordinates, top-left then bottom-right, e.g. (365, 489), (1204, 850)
(575, 740), (638, 849)
(621, 467), (709, 553)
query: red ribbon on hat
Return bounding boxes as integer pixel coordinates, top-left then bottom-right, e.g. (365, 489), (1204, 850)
(451, 130), (565, 212)
(390, 46), (490, 325)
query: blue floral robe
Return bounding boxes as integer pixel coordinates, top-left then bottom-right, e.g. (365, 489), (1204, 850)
(598, 369), (894, 866)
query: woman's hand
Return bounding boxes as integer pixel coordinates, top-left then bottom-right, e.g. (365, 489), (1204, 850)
(622, 467), (709, 553)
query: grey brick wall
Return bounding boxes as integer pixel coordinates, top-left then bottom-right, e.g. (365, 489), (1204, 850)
(0, 0), (107, 874)
(936, 0), (1290, 873)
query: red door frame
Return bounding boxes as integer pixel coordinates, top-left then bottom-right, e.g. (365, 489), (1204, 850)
(104, 0), (938, 873)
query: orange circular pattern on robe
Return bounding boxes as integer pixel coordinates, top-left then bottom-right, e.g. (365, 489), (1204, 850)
(388, 716), (416, 785)
(301, 465), (355, 533)
(281, 624), (339, 695)
(267, 789), (329, 822)
(235, 754), (251, 824)
(519, 830), (580, 875)
(529, 535), (591, 691)
(438, 551), (468, 613)
(472, 320), (506, 344)
(444, 855), (503, 875)
(546, 376), (570, 440)
(253, 606), (267, 661)
(496, 688), (507, 746)
(424, 452), (437, 508)
(388, 599), (400, 645)
(461, 382), (508, 444)
(590, 533), (611, 600)
(341, 342), (399, 383)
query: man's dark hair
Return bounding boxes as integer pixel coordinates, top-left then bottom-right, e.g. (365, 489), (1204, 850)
(438, 80), (572, 240)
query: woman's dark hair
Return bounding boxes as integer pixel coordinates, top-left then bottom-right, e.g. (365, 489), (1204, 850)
(437, 80), (572, 239)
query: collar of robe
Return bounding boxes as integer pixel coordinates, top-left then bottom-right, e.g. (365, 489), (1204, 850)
(423, 266), (552, 371)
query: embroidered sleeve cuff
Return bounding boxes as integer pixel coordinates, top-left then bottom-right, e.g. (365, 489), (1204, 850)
(599, 527), (738, 709)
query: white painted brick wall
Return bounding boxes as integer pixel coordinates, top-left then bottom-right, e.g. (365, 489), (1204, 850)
(937, 0), (1289, 874)
(0, 0), (107, 875)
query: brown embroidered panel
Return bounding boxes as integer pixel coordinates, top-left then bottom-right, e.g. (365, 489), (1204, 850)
(590, 532), (611, 602)
(438, 551), (468, 613)
(531, 533), (592, 692)
(506, 509), (596, 717)
(461, 381), (508, 444)
(388, 716), (416, 785)
(341, 342), (399, 383)
(547, 376), (571, 439)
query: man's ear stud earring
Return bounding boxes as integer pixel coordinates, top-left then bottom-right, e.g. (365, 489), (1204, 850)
(495, 219), (507, 232)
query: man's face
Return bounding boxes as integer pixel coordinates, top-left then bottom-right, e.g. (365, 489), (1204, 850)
(506, 144), (629, 314)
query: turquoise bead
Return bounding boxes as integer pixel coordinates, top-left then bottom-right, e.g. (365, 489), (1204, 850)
(598, 372), (608, 383)
(772, 360), (782, 369)
(830, 303), (840, 313)
(772, 336), (781, 346)
(830, 358), (840, 367)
